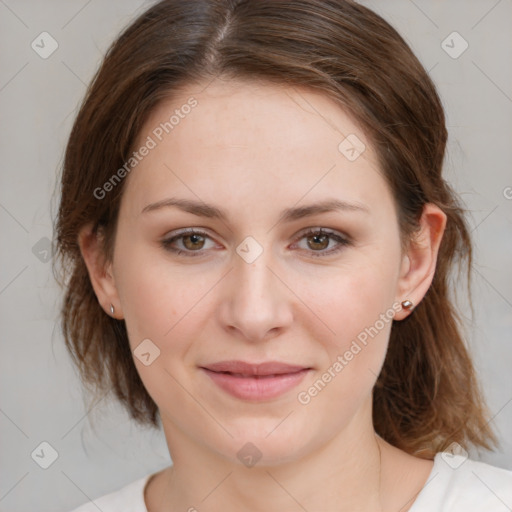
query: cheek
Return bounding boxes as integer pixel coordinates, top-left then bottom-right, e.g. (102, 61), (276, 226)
(294, 248), (400, 389)
(296, 255), (399, 340)
(113, 245), (215, 414)
(295, 272), (396, 423)
(113, 243), (211, 351)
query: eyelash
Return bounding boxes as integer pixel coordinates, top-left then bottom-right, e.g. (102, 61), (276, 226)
(161, 228), (351, 258)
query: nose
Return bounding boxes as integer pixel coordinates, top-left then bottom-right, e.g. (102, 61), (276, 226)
(217, 244), (293, 343)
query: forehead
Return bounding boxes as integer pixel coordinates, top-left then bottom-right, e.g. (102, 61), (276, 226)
(136, 78), (372, 157)
(120, 78), (391, 220)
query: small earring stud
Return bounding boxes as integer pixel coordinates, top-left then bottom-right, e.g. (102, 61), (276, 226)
(110, 304), (115, 315)
(401, 300), (414, 310)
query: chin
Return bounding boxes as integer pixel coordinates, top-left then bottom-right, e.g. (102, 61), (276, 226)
(211, 416), (318, 468)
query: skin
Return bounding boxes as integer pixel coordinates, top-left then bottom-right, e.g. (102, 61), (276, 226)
(79, 77), (446, 512)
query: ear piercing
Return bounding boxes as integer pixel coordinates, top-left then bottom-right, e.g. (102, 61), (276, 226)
(110, 304), (115, 315)
(401, 300), (414, 310)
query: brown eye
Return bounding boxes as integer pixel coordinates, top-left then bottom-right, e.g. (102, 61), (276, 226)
(307, 233), (330, 251)
(161, 230), (216, 257)
(182, 234), (205, 250)
(292, 228), (351, 258)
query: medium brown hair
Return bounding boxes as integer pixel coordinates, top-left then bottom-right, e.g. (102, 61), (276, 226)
(53, 0), (496, 457)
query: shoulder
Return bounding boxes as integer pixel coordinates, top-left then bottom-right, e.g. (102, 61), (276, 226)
(68, 473), (152, 512)
(411, 453), (512, 511)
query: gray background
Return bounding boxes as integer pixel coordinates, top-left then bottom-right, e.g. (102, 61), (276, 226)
(0, 1), (511, 511)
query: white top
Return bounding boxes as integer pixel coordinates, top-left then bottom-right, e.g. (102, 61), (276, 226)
(69, 453), (512, 511)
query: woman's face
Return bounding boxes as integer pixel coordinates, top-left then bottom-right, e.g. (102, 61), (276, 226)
(110, 78), (409, 465)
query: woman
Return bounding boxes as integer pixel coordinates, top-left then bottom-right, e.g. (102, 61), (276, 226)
(54, 0), (512, 510)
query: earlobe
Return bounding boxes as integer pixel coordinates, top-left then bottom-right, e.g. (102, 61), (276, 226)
(78, 223), (123, 319)
(394, 203), (447, 321)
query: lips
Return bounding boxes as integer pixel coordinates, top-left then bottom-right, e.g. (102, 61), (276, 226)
(200, 360), (312, 401)
(201, 360), (309, 376)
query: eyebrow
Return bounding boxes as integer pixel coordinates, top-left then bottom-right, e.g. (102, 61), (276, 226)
(140, 197), (370, 223)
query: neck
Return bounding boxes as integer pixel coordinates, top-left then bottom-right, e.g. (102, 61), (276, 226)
(156, 405), (386, 512)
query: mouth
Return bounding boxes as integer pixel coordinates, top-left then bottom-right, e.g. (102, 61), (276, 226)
(199, 361), (312, 401)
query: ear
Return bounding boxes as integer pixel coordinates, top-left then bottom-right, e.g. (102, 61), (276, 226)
(394, 203), (447, 321)
(78, 222), (123, 319)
